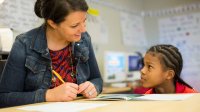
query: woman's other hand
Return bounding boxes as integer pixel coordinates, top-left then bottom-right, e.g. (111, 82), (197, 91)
(78, 81), (97, 98)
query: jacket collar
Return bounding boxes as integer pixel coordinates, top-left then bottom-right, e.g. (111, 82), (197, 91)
(30, 25), (51, 60)
(29, 25), (86, 60)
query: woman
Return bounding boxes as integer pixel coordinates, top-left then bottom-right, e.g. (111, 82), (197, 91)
(0, 0), (103, 107)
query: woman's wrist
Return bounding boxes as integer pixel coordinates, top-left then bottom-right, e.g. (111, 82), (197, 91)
(45, 89), (55, 102)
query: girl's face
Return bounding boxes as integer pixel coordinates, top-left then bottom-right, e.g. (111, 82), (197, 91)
(140, 52), (169, 88)
(53, 11), (87, 42)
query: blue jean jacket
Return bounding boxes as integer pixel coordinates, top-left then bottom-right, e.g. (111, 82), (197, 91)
(0, 25), (103, 107)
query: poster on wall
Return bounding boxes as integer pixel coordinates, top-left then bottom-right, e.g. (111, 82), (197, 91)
(120, 12), (147, 47)
(159, 13), (200, 91)
(86, 15), (108, 44)
(0, 0), (41, 35)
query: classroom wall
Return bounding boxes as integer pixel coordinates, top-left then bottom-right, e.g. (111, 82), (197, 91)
(0, 0), (41, 38)
(88, 0), (200, 91)
(143, 0), (200, 45)
(86, 0), (144, 76)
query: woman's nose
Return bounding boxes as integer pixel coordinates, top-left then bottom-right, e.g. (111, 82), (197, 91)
(79, 23), (86, 33)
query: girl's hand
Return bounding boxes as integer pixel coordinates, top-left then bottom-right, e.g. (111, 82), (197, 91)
(46, 82), (78, 102)
(78, 81), (97, 98)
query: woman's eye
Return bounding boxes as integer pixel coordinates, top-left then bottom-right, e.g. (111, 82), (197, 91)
(71, 25), (78, 28)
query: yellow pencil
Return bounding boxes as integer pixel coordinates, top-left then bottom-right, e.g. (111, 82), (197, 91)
(52, 70), (65, 84)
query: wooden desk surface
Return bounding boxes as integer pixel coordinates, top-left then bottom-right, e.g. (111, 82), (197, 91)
(0, 93), (200, 112)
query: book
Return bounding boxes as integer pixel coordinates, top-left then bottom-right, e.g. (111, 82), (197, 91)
(90, 94), (143, 101)
(90, 94), (194, 101)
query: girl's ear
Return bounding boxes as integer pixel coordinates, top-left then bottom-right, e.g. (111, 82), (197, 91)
(47, 19), (57, 29)
(166, 70), (175, 80)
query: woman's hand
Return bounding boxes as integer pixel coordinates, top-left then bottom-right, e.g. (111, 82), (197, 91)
(78, 81), (97, 98)
(46, 82), (78, 102)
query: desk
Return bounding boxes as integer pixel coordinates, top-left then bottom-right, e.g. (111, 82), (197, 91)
(0, 94), (200, 112)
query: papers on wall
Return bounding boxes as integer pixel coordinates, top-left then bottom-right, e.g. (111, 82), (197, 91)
(120, 12), (147, 47)
(159, 13), (200, 91)
(86, 14), (108, 44)
(0, 0), (41, 34)
(0, 28), (13, 52)
(18, 102), (109, 112)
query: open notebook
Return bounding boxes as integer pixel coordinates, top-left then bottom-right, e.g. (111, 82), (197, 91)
(90, 94), (143, 101)
(90, 94), (194, 101)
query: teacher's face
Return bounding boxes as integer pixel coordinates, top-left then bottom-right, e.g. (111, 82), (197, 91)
(53, 11), (87, 42)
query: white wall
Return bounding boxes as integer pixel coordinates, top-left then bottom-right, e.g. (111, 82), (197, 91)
(88, 0), (200, 91)
(86, 0), (144, 75)
(143, 0), (200, 45)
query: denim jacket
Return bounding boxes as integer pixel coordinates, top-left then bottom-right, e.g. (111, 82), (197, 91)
(0, 25), (103, 107)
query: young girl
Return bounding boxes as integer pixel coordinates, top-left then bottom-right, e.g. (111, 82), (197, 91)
(141, 44), (197, 94)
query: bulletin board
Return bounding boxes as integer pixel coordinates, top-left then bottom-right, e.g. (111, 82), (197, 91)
(159, 13), (200, 91)
(120, 12), (147, 47)
(0, 0), (40, 35)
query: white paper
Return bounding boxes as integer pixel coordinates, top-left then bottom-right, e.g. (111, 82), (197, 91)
(0, 28), (13, 52)
(18, 102), (109, 112)
(134, 94), (194, 101)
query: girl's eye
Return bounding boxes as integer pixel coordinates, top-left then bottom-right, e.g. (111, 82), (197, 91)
(148, 65), (153, 70)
